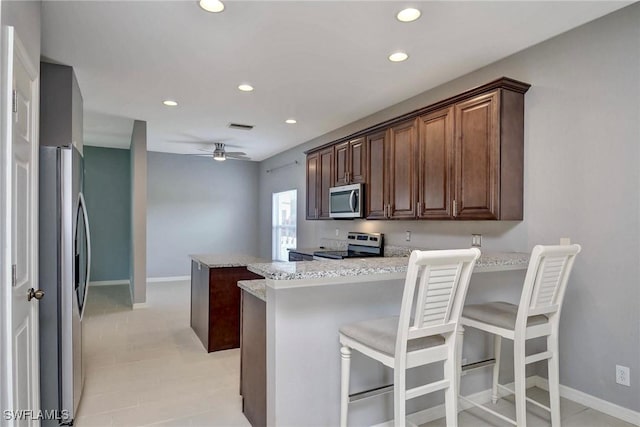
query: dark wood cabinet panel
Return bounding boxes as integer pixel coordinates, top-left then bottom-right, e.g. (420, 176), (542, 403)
(418, 107), (454, 219)
(388, 119), (418, 219)
(454, 91), (499, 220)
(366, 130), (388, 219)
(318, 147), (334, 219)
(240, 291), (266, 427)
(334, 141), (349, 186)
(190, 262), (262, 353)
(349, 137), (366, 184)
(335, 137), (366, 186)
(306, 153), (319, 220)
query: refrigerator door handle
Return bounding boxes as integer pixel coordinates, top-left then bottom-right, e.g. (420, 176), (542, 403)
(78, 192), (91, 320)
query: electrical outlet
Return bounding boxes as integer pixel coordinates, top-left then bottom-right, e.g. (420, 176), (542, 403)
(616, 365), (631, 386)
(472, 234), (482, 247)
(405, 231), (411, 242)
(335, 229), (340, 237)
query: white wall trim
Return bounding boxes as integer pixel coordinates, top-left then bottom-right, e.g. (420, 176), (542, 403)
(89, 279), (129, 287)
(147, 275), (190, 283)
(371, 377), (537, 427)
(533, 375), (640, 426)
(132, 302), (148, 309)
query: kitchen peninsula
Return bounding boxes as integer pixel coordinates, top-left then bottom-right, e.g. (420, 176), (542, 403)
(244, 252), (529, 426)
(189, 254), (266, 352)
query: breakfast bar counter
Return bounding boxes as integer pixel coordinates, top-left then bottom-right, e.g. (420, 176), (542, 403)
(244, 251), (530, 426)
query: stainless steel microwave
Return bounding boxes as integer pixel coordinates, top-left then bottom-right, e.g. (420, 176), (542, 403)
(329, 183), (363, 218)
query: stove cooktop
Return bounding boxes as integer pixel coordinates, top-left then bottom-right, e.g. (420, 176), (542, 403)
(312, 250), (382, 260)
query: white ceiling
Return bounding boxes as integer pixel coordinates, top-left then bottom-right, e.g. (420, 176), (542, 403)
(41, 1), (630, 161)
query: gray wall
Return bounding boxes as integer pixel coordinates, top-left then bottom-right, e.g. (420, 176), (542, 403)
(83, 146), (131, 282)
(130, 120), (147, 304)
(147, 152), (260, 278)
(258, 4), (640, 412)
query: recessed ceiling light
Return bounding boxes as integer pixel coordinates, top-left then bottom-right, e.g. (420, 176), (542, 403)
(388, 52), (409, 62)
(163, 100), (178, 107)
(397, 8), (421, 22)
(285, 119), (297, 124)
(238, 84), (254, 92)
(199, 0), (224, 13)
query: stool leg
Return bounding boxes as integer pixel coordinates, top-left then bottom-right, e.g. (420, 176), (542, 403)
(513, 338), (527, 427)
(491, 335), (502, 404)
(393, 366), (406, 427)
(445, 336), (459, 427)
(340, 346), (351, 427)
(456, 327), (464, 398)
(547, 334), (561, 426)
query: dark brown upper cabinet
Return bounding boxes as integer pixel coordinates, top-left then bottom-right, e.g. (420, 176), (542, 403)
(305, 77), (529, 221)
(335, 137), (366, 186)
(365, 130), (388, 219)
(417, 107), (454, 219)
(306, 147), (334, 220)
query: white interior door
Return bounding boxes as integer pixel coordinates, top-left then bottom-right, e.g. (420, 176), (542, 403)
(1, 26), (40, 426)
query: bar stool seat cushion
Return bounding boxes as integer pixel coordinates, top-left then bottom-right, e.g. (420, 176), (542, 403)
(463, 301), (548, 331)
(340, 316), (445, 357)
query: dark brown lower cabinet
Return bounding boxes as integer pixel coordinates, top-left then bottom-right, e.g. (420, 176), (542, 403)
(190, 261), (262, 352)
(240, 291), (266, 427)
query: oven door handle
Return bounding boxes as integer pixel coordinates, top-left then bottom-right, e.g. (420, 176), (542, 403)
(349, 190), (356, 212)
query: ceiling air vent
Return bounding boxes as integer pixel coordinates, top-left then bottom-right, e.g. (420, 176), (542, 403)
(228, 123), (254, 131)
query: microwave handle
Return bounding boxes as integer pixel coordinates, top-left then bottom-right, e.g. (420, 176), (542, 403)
(349, 190), (356, 212)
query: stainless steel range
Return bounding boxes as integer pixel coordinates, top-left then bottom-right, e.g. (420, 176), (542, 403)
(313, 232), (384, 260)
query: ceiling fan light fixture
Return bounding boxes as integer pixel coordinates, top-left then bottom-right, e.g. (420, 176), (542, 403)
(213, 152), (226, 161)
(199, 0), (225, 13)
(397, 8), (421, 22)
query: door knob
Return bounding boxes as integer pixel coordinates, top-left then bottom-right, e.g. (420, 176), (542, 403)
(27, 288), (45, 301)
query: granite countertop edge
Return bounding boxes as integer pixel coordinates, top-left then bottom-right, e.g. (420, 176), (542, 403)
(189, 254), (269, 268)
(238, 279), (267, 302)
(247, 252), (530, 281)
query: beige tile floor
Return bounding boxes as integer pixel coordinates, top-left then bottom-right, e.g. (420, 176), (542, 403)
(77, 281), (635, 427)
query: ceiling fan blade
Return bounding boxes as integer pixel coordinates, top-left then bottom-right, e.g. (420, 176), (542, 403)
(225, 151), (246, 156)
(227, 155), (250, 160)
(197, 147), (215, 153)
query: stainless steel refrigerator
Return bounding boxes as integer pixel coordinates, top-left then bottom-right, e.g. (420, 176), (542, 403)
(39, 145), (91, 426)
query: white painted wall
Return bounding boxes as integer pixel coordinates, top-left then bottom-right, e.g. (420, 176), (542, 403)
(146, 152), (260, 278)
(130, 120), (147, 304)
(258, 4), (640, 412)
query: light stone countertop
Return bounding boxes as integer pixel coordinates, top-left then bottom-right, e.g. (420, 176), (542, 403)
(238, 279), (266, 302)
(247, 252), (530, 284)
(189, 254), (269, 268)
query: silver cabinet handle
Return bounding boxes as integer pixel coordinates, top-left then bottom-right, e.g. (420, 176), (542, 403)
(453, 200), (457, 217)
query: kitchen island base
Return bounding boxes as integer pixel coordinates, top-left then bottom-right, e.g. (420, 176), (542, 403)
(190, 260), (262, 352)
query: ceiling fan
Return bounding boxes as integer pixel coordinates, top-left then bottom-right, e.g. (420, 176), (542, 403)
(197, 142), (250, 161)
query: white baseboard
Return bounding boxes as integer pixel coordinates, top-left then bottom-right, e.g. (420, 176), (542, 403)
(372, 377), (536, 427)
(132, 302), (148, 309)
(89, 279), (129, 287)
(533, 375), (640, 426)
(146, 275), (190, 283)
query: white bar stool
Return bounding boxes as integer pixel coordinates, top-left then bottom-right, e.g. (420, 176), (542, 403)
(339, 248), (481, 427)
(459, 244), (581, 427)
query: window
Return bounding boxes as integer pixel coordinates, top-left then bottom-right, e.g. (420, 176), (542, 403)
(272, 190), (297, 261)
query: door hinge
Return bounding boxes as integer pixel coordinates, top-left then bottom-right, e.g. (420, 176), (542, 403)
(12, 90), (17, 113)
(11, 264), (16, 286)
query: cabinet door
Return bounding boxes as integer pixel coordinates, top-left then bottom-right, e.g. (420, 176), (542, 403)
(388, 119), (418, 219)
(306, 152), (319, 220)
(349, 137), (366, 184)
(418, 107), (453, 219)
(366, 130), (388, 219)
(454, 91), (500, 219)
(334, 141), (349, 186)
(318, 147), (334, 219)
